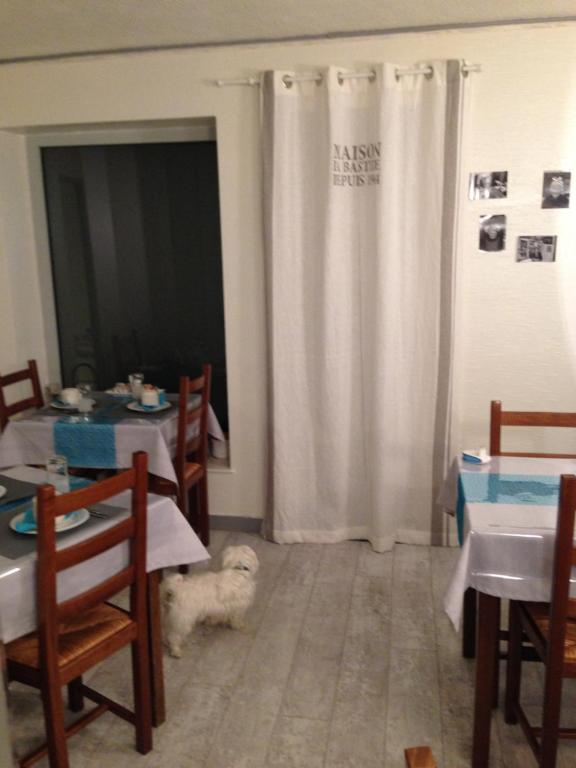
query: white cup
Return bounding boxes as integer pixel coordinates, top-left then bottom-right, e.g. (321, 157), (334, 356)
(60, 387), (81, 405)
(141, 388), (159, 407)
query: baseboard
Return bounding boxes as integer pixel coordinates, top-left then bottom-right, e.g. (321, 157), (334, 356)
(210, 515), (262, 533)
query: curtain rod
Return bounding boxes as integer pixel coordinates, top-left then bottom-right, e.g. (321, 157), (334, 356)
(215, 62), (481, 87)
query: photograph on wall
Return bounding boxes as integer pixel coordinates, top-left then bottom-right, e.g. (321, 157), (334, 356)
(541, 171), (571, 208)
(516, 236), (557, 262)
(479, 214), (506, 252)
(469, 171), (508, 200)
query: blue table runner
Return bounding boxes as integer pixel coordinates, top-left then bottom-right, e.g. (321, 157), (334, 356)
(456, 472), (559, 545)
(54, 418), (117, 468)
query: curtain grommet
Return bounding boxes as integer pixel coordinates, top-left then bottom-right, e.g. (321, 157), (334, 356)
(425, 66), (434, 80)
(337, 71), (344, 86)
(282, 75), (293, 89)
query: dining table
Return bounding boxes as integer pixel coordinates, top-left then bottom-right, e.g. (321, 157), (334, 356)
(440, 454), (576, 768)
(0, 464), (210, 744)
(0, 392), (225, 483)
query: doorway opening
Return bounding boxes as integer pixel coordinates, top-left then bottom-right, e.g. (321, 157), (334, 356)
(41, 137), (228, 432)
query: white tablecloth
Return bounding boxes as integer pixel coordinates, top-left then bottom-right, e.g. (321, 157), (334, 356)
(442, 455), (576, 629)
(0, 466), (210, 644)
(0, 399), (225, 483)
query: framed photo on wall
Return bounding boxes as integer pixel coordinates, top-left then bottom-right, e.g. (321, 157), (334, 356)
(516, 235), (557, 262)
(541, 172), (570, 208)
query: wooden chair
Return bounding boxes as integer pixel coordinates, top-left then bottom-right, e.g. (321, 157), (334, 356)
(505, 473), (576, 767)
(6, 451), (152, 767)
(490, 400), (576, 459)
(149, 365), (211, 548)
(405, 746), (437, 767)
(462, 401), (576, 660)
(0, 360), (43, 430)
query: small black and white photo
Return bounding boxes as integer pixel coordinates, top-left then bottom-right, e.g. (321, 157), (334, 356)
(469, 171), (508, 200)
(541, 171), (570, 208)
(516, 236), (557, 262)
(479, 214), (506, 252)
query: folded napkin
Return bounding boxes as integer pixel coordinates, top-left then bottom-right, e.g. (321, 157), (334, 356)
(14, 504), (38, 533)
(462, 449), (491, 464)
(9, 476), (92, 533)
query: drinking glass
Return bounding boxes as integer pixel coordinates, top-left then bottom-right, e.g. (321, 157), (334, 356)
(78, 398), (93, 421)
(77, 382), (92, 398)
(129, 372), (145, 398)
(46, 455), (70, 494)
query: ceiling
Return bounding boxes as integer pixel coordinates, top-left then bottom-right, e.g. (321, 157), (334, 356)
(1, 0), (575, 63)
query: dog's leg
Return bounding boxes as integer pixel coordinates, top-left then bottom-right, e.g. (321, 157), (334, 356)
(228, 612), (246, 631)
(166, 632), (184, 658)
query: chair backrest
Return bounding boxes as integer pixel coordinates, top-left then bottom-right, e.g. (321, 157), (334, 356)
(0, 359), (43, 430)
(546, 474), (576, 667)
(489, 400), (576, 459)
(36, 451), (148, 668)
(175, 365), (212, 475)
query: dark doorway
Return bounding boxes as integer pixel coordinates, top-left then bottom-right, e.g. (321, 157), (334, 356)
(42, 141), (228, 431)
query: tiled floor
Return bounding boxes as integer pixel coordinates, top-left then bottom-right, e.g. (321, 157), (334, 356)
(8, 533), (576, 767)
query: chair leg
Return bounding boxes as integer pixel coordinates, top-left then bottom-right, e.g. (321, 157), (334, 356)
(147, 571), (166, 727)
(463, 588), (477, 659)
(198, 476), (209, 547)
(67, 676), (84, 713)
(539, 655), (564, 767)
(177, 487), (190, 574)
(131, 633), (153, 755)
(505, 602), (522, 724)
(41, 681), (69, 768)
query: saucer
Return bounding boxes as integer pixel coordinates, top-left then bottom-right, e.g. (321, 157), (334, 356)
(51, 398), (95, 411)
(51, 399), (79, 411)
(105, 387), (132, 397)
(10, 507), (90, 535)
(126, 401), (171, 413)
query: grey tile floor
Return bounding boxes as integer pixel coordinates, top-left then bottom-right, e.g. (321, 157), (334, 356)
(7, 533), (576, 767)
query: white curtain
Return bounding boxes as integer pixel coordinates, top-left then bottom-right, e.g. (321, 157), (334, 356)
(262, 62), (467, 551)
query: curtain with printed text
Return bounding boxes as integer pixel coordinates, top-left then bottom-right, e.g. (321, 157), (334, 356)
(262, 62), (467, 550)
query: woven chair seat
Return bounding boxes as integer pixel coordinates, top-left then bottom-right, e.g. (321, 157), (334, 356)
(6, 603), (133, 668)
(183, 462), (203, 482)
(525, 602), (576, 664)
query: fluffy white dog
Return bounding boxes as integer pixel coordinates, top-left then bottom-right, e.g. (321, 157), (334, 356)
(161, 545), (259, 658)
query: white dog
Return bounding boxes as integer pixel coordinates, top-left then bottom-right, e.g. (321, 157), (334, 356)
(161, 545), (259, 658)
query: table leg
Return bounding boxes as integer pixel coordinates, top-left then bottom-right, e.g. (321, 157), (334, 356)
(462, 587), (477, 659)
(147, 571), (166, 727)
(472, 593), (500, 768)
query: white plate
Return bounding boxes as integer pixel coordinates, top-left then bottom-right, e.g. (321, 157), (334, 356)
(105, 388), (131, 397)
(10, 507), (90, 535)
(126, 401), (171, 413)
(51, 398), (95, 411)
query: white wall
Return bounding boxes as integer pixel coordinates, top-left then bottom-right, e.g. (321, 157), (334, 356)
(0, 21), (576, 521)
